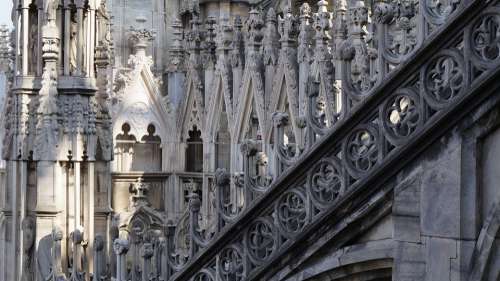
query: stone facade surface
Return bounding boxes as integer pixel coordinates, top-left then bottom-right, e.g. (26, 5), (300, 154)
(0, 0), (500, 280)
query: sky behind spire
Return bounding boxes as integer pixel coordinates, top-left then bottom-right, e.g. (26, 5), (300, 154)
(0, 1), (13, 28)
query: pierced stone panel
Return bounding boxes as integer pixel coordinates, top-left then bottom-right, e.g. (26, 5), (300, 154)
(422, 49), (466, 109)
(218, 245), (245, 281)
(468, 8), (500, 69)
(276, 188), (309, 237)
(422, 0), (462, 26)
(381, 88), (422, 145)
(308, 157), (344, 209)
(245, 217), (277, 265)
(343, 124), (380, 179)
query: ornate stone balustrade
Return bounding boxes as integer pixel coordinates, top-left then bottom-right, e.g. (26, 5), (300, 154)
(158, 0), (500, 280)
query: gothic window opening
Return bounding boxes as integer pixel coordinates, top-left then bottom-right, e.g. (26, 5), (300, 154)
(186, 126), (203, 173)
(114, 123), (163, 172)
(115, 123), (137, 172)
(216, 103), (231, 171)
(135, 124), (162, 171)
(245, 101), (261, 141)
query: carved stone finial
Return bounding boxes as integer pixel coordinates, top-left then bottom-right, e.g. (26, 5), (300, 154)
(113, 238), (130, 255)
(312, 0), (333, 65)
(129, 177), (152, 208)
(167, 18), (185, 72)
(230, 16), (245, 68)
(141, 243), (154, 259)
(245, 9), (265, 48)
(279, 6), (299, 45)
(188, 193), (201, 212)
(298, 3), (313, 64)
(70, 228), (84, 244)
(201, 17), (217, 68)
(215, 168), (231, 187)
(128, 24), (155, 56)
(272, 112), (290, 128)
(216, 17), (233, 52)
(186, 15), (203, 52)
(263, 8), (280, 66)
(94, 234), (104, 251)
(240, 139), (260, 156)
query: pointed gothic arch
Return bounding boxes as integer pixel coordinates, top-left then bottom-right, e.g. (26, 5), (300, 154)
(233, 72), (267, 143)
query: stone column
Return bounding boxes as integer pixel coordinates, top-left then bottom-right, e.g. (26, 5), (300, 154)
(141, 243), (154, 281)
(52, 227), (66, 280)
(230, 16), (244, 111)
(298, 3), (312, 116)
(113, 238), (130, 281)
(93, 234), (105, 281)
(70, 228), (84, 279)
(21, 0), (29, 75)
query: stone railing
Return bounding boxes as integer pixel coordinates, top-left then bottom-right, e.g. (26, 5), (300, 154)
(162, 0), (500, 281)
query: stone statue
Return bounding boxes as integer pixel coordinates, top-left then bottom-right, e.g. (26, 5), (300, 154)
(43, 0), (57, 24)
(21, 217), (35, 281)
(97, 1), (111, 46)
(69, 19), (78, 74)
(28, 10), (38, 73)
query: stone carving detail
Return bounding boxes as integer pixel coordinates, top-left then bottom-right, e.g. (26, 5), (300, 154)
(93, 235), (106, 281)
(218, 245), (245, 281)
(342, 0), (378, 96)
(193, 270), (215, 281)
(21, 217), (35, 281)
(422, 0), (461, 26)
(382, 88), (422, 144)
(343, 125), (380, 178)
(422, 49), (465, 108)
(308, 157), (343, 208)
(276, 188), (308, 237)
(246, 218), (277, 264)
(469, 9), (500, 68)
(375, 0), (420, 71)
(113, 239), (129, 281)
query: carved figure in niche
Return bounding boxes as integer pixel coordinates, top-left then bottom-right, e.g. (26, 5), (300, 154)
(43, 0), (57, 24)
(97, 0), (111, 46)
(21, 217), (35, 281)
(36, 235), (53, 281)
(28, 6), (38, 73)
(70, 18), (78, 74)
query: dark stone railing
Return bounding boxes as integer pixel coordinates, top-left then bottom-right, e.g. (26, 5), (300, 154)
(168, 1), (500, 281)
